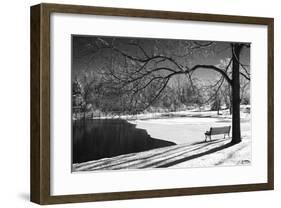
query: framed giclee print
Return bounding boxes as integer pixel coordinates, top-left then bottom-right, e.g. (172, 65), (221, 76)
(30, 3), (274, 205)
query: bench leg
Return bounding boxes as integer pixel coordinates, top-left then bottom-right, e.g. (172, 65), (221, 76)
(224, 134), (225, 139)
(205, 135), (210, 142)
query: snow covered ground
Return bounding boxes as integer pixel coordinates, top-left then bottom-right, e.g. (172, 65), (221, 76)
(171, 136), (251, 168)
(129, 108), (251, 145)
(73, 136), (251, 171)
(73, 107), (251, 172)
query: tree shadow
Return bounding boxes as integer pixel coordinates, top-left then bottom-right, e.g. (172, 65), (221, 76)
(157, 141), (235, 168)
(191, 138), (227, 145)
(80, 139), (221, 170)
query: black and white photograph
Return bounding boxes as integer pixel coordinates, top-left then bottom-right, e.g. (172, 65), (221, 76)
(71, 35), (251, 172)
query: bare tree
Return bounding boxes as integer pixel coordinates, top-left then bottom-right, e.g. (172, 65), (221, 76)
(83, 37), (250, 144)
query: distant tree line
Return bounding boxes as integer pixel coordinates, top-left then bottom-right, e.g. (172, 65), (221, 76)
(72, 71), (250, 118)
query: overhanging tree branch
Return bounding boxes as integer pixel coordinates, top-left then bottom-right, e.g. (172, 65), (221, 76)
(187, 64), (232, 85)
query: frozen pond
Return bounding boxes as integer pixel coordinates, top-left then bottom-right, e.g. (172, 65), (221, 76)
(131, 116), (251, 145)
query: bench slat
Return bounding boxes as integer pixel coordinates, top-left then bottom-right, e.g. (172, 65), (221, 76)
(210, 126), (230, 135)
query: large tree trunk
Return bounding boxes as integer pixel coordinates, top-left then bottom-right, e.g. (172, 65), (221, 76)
(228, 86), (232, 115)
(231, 44), (243, 144)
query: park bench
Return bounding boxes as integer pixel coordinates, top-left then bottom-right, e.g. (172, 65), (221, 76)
(204, 126), (231, 142)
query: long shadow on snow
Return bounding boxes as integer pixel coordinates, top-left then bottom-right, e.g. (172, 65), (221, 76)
(76, 139), (223, 170)
(156, 142), (235, 168)
(99, 140), (226, 170)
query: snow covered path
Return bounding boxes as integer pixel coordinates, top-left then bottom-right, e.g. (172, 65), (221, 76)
(73, 137), (251, 172)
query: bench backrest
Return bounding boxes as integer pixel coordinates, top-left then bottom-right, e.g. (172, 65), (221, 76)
(210, 126), (231, 135)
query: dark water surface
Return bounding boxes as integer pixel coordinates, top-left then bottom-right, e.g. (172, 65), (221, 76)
(72, 119), (175, 163)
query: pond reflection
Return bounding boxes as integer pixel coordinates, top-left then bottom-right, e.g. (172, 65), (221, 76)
(72, 119), (175, 163)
